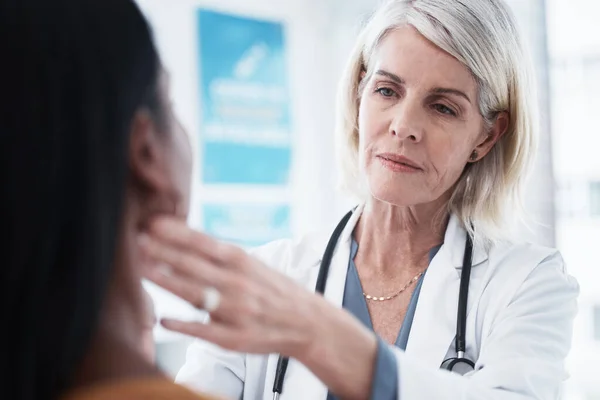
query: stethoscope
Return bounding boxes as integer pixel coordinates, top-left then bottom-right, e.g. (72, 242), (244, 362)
(272, 209), (475, 399)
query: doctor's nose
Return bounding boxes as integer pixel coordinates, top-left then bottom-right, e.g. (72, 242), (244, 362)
(389, 101), (425, 142)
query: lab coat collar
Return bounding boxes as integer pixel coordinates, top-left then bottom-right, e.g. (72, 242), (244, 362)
(444, 213), (488, 269)
(306, 203), (363, 270)
(315, 204), (363, 306)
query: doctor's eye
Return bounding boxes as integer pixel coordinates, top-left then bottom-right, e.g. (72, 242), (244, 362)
(375, 87), (397, 98)
(432, 103), (458, 117)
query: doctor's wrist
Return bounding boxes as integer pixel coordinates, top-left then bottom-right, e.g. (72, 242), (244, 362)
(295, 294), (377, 400)
(285, 289), (328, 360)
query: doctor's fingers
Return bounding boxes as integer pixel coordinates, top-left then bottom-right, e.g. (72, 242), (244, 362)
(145, 265), (241, 322)
(161, 319), (238, 350)
(145, 263), (267, 326)
(139, 232), (226, 285)
(160, 318), (276, 354)
(146, 216), (247, 268)
(140, 234), (266, 317)
(140, 225), (284, 299)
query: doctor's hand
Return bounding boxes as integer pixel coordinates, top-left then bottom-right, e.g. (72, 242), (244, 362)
(139, 216), (377, 400)
(139, 216), (322, 356)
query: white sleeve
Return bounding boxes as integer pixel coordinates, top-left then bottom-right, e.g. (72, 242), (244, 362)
(395, 252), (579, 400)
(175, 338), (245, 399)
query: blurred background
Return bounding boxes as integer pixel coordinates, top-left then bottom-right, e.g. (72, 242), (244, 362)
(135, 0), (600, 397)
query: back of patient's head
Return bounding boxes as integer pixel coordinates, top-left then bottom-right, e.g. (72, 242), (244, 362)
(0, 0), (163, 399)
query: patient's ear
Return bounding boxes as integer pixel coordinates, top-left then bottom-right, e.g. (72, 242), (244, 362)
(128, 109), (173, 214)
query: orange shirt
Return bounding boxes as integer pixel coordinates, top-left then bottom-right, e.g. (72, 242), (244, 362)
(62, 378), (224, 400)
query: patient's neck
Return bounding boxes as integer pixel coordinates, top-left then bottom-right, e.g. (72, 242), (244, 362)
(73, 324), (160, 389)
(72, 220), (161, 389)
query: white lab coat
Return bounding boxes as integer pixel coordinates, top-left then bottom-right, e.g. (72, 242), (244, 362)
(176, 205), (579, 400)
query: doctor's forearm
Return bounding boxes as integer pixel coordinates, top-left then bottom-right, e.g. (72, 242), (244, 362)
(296, 296), (378, 400)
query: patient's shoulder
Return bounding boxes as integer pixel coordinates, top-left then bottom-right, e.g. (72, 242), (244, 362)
(62, 377), (222, 400)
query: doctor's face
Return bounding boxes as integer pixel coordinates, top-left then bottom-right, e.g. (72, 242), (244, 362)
(357, 26), (490, 208)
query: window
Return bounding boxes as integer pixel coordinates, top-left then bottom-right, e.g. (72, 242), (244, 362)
(556, 179), (592, 219)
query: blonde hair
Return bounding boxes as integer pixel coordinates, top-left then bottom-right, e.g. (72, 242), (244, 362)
(335, 0), (538, 243)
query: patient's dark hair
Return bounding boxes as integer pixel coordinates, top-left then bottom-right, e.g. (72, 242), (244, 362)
(0, 0), (163, 399)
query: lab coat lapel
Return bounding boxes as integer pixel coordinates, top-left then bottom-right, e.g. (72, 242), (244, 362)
(279, 206), (363, 400)
(405, 215), (488, 367)
(321, 206), (362, 306)
(404, 244), (460, 367)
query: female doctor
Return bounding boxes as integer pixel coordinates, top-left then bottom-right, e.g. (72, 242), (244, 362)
(140, 0), (579, 398)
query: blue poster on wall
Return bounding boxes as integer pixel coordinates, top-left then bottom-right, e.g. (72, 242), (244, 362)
(197, 9), (292, 185)
(202, 203), (291, 248)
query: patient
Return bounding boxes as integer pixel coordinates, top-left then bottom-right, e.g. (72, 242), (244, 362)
(0, 0), (219, 399)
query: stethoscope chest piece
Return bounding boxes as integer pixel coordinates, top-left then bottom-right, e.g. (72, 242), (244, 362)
(440, 353), (475, 375)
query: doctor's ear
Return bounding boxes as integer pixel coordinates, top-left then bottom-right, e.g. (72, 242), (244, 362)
(359, 67), (368, 85)
(471, 111), (509, 162)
